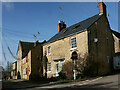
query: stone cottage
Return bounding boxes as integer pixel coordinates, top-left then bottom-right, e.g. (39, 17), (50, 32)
(11, 61), (17, 79)
(43, 1), (114, 78)
(111, 30), (120, 70)
(17, 40), (45, 80)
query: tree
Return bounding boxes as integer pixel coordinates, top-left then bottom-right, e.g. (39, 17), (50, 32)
(76, 53), (88, 76)
(2, 61), (12, 80)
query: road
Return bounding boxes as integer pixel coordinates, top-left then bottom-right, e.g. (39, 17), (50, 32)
(2, 74), (120, 90)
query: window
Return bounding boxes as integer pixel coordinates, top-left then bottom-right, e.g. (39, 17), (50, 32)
(47, 45), (51, 56)
(23, 68), (26, 75)
(71, 37), (77, 49)
(56, 62), (59, 72)
(60, 61), (64, 71)
(55, 62), (59, 76)
(47, 62), (51, 72)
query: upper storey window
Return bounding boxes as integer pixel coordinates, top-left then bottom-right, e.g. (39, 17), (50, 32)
(47, 45), (51, 56)
(71, 37), (77, 49)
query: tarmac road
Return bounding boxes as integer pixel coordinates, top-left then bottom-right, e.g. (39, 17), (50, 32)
(2, 74), (120, 90)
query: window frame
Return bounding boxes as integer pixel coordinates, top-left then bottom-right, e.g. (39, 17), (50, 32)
(70, 36), (77, 50)
(47, 45), (51, 56)
(47, 62), (51, 73)
(60, 61), (64, 71)
(23, 68), (26, 75)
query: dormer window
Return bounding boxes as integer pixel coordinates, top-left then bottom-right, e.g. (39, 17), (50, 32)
(70, 37), (77, 49)
(47, 45), (51, 56)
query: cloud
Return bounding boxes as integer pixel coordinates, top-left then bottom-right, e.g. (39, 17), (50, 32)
(2, 2), (14, 11)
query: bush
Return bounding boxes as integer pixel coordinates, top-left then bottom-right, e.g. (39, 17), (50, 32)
(61, 53), (89, 80)
(58, 70), (66, 79)
(62, 61), (74, 79)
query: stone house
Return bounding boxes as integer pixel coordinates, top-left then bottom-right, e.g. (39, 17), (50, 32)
(111, 30), (120, 69)
(11, 61), (17, 79)
(43, 1), (114, 78)
(111, 30), (120, 53)
(17, 40), (45, 80)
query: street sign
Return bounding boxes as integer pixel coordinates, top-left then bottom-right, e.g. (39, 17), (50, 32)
(71, 51), (78, 60)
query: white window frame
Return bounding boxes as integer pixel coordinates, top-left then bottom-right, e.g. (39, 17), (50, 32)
(47, 45), (51, 56)
(70, 36), (77, 50)
(23, 68), (26, 75)
(55, 62), (59, 77)
(60, 61), (64, 71)
(47, 62), (51, 73)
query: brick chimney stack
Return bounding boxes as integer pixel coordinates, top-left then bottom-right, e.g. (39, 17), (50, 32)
(98, 0), (107, 16)
(58, 20), (66, 32)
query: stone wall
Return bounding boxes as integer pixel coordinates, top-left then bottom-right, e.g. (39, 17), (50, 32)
(43, 31), (88, 78)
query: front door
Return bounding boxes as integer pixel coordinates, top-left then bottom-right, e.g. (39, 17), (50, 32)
(55, 62), (59, 77)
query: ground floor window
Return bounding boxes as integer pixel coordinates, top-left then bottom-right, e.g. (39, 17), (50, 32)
(47, 62), (51, 72)
(60, 61), (64, 71)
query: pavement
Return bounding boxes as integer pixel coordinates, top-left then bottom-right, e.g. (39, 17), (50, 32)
(2, 74), (120, 90)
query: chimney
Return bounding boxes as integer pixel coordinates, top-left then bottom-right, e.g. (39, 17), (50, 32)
(58, 20), (66, 32)
(34, 40), (39, 47)
(98, 0), (107, 16)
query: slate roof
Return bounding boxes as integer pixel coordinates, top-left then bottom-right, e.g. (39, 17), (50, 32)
(20, 41), (34, 58)
(46, 14), (103, 44)
(20, 40), (46, 59)
(111, 30), (120, 39)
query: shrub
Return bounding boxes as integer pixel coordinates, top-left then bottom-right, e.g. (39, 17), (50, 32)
(58, 70), (66, 79)
(61, 53), (89, 79)
(62, 61), (74, 79)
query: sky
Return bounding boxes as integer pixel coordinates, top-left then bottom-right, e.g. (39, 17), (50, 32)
(2, 1), (119, 68)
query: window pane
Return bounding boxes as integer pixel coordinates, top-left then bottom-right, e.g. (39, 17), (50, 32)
(71, 37), (77, 49)
(47, 62), (51, 72)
